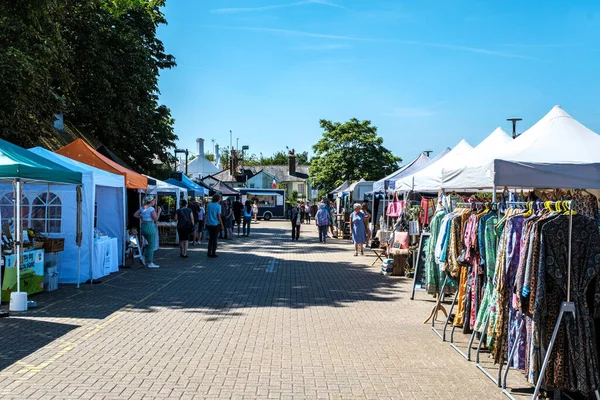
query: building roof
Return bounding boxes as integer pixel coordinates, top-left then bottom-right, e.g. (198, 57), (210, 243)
(207, 165), (309, 184)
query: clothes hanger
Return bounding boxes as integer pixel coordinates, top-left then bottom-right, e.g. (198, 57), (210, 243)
(523, 201), (533, 218)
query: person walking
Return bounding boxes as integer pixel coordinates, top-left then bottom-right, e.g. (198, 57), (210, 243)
(206, 194), (224, 258)
(361, 201), (372, 248)
(305, 202), (311, 224)
(242, 200), (253, 236)
(253, 200), (259, 222)
(290, 201), (302, 240)
(196, 201), (205, 244)
(232, 196), (243, 237)
(315, 203), (331, 243)
(350, 203), (367, 256)
(133, 195), (162, 268)
(328, 200), (336, 237)
(220, 199), (231, 239)
(225, 199), (234, 240)
(175, 199), (194, 258)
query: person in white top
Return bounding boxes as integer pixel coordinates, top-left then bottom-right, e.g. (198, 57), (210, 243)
(253, 200), (259, 222)
(133, 195), (162, 268)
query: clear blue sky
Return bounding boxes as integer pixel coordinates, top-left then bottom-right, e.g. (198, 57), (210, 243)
(157, 0), (600, 164)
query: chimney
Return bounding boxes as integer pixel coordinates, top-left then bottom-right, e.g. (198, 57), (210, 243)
(196, 138), (204, 157)
(214, 144), (220, 168)
(288, 149), (296, 176)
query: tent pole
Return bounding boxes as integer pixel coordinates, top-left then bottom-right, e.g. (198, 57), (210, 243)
(15, 179), (21, 293)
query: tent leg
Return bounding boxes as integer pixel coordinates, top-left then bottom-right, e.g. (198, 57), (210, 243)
(10, 178), (28, 312)
(77, 247), (81, 289)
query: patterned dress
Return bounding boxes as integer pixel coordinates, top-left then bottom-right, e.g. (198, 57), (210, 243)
(425, 210), (446, 294)
(535, 214), (600, 395)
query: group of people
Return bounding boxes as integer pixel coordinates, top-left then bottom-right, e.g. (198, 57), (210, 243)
(289, 199), (371, 255)
(134, 194), (259, 264)
(136, 193), (373, 265)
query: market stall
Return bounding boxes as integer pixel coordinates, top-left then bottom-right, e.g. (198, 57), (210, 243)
(28, 147), (126, 284)
(414, 106), (600, 399)
(0, 139), (82, 311)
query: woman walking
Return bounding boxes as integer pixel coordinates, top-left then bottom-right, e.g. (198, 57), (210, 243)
(175, 199), (194, 258)
(206, 194), (224, 258)
(315, 203), (331, 243)
(253, 200), (259, 222)
(242, 200), (253, 236)
(133, 195), (162, 268)
(350, 203), (367, 256)
(361, 201), (372, 248)
(290, 201), (302, 240)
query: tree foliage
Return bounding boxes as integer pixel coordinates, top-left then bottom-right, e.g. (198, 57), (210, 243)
(0, 0), (69, 146)
(310, 118), (401, 192)
(0, 0), (177, 176)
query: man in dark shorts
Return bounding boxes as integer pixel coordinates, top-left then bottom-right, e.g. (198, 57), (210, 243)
(232, 196), (244, 237)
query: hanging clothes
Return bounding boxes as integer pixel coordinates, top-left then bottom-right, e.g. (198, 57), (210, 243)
(425, 209), (447, 294)
(534, 214), (600, 395)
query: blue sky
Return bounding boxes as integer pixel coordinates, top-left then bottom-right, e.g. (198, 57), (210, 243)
(157, 0), (600, 164)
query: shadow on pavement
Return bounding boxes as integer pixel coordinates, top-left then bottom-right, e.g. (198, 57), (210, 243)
(0, 317), (79, 371)
(10, 222), (405, 327)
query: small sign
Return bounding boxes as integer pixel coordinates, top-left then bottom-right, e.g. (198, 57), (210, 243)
(276, 195), (284, 206)
(311, 189), (318, 199)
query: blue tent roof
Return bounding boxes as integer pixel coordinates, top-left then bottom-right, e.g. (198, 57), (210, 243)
(165, 176), (206, 196)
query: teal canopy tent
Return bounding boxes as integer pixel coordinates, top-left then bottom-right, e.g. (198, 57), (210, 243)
(0, 139), (82, 311)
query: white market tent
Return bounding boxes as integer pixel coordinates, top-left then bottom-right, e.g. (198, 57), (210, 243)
(441, 127), (513, 189)
(28, 147), (126, 284)
(155, 178), (187, 200)
(394, 140), (474, 193)
(441, 106), (600, 190)
(495, 106), (600, 189)
(373, 153), (431, 194)
(344, 178), (374, 202)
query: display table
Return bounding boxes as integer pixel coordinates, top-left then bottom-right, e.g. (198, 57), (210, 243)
(157, 222), (178, 245)
(1, 249), (45, 302)
(93, 237), (119, 279)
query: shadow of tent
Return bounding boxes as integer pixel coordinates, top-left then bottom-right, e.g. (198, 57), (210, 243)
(0, 317), (79, 371)
(21, 248), (405, 321)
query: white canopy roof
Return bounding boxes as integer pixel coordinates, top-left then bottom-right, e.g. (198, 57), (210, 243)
(441, 106), (600, 190)
(494, 105), (600, 188)
(441, 127), (512, 189)
(394, 140), (473, 192)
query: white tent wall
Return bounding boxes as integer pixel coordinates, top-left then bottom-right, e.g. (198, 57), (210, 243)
(95, 185), (126, 265)
(27, 147), (126, 283)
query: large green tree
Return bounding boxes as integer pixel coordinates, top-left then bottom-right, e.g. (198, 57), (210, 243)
(310, 118), (401, 192)
(61, 0), (177, 175)
(0, 0), (177, 176)
(0, 0), (69, 146)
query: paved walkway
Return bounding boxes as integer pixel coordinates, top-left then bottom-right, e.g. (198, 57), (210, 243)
(0, 221), (529, 399)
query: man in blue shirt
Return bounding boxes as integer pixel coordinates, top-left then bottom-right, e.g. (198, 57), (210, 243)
(206, 194), (224, 258)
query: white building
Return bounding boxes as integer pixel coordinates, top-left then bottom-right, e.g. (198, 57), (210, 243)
(187, 138), (219, 180)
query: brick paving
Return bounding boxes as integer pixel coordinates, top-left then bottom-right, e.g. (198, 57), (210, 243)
(0, 220), (531, 399)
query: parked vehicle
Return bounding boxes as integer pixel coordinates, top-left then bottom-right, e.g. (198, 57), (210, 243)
(238, 189), (285, 220)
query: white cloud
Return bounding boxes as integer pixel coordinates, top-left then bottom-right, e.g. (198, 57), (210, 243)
(293, 43), (352, 50)
(210, 0), (344, 14)
(204, 25), (539, 60)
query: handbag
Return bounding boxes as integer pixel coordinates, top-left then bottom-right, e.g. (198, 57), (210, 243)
(386, 192), (404, 218)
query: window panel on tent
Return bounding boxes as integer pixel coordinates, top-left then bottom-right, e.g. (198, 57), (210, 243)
(31, 193), (62, 233)
(0, 193), (30, 229)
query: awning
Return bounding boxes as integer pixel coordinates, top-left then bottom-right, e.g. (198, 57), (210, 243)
(56, 139), (147, 189)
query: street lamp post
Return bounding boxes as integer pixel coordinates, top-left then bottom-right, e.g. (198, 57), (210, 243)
(506, 117), (523, 139)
